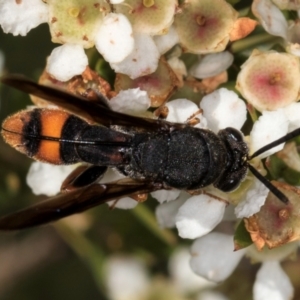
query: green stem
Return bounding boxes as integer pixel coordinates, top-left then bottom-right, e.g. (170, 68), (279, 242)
(247, 103), (258, 123)
(131, 204), (177, 247)
(231, 33), (282, 53)
(54, 221), (106, 292)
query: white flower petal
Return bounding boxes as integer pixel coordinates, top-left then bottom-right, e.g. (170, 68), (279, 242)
(250, 109), (289, 158)
(155, 192), (188, 228)
(104, 256), (149, 300)
(247, 242), (298, 263)
(46, 44), (88, 82)
(95, 13), (134, 64)
(190, 51), (234, 79)
(100, 168), (126, 183)
(253, 261), (293, 300)
(200, 88), (247, 132)
(26, 162), (76, 196)
(283, 102), (300, 131)
(110, 88), (151, 115)
(110, 0), (124, 3)
(235, 178), (269, 218)
(99, 169), (137, 209)
(252, 0), (288, 39)
(286, 42), (300, 57)
(153, 26), (179, 55)
(165, 99), (201, 123)
(107, 197), (138, 210)
(175, 195), (226, 239)
(190, 233), (245, 282)
(151, 189), (181, 204)
(169, 248), (215, 294)
(197, 291), (229, 300)
(110, 34), (160, 79)
(167, 57), (187, 77)
(0, 0), (48, 36)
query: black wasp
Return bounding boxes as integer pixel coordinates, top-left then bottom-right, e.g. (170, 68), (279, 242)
(0, 75), (298, 230)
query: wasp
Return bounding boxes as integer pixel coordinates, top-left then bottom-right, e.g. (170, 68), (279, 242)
(0, 75), (299, 230)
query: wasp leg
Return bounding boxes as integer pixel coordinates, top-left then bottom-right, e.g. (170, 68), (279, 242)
(61, 165), (108, 192)
(108, 192), (149, 210)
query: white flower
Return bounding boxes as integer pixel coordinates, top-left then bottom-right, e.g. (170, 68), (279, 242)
(240, 106), (300, 216)
(235, 178), (269, 218)
(200, 88), (247, 133)
(165, 99), (207, 127)
(110, 33), (160, 79)
(151, 189), (181, 204)
(104, 256), (150, 300)
(155, 192), (189, 228)
(26, 162), (76, 196)
(167, 57), (188, 78)
(189, 233), (297, 299)
(109, 88), (151, 115)
(197, 291), (229, 300)
(175, 195), (226, 239)
(153, 26), (179, 55)
(190, 233), (246, 282)
(46, 44), (88, 81)
(0, 0), (48, 36)
(283, 102), (300, 131)
(252, 0), (288, 39)
(189, 51), (234, 79)
(100, 168), (138, 210)
(253, 261), (293, 300)
(249, 109), (289, 158)
(169, 247), (216, 294)
(94, 13), (134, 64)
(109, 0), (124, 3)
(249, 243), (298, 300)
(0, 1), (138, 80)
(252, 0), (300, 57)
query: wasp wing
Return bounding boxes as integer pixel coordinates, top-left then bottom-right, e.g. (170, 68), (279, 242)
(1, 75), (180, 131)
(0, 180), (157, 230)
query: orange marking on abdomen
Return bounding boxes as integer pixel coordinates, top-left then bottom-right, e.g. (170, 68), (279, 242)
(37, 110), (70, 164)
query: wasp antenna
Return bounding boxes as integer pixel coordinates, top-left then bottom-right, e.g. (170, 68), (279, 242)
(247, 164), (289, 204)
(249, 127), (300, 160)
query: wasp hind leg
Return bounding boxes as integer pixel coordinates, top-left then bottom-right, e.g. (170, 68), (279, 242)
(61, 165), (108, 192)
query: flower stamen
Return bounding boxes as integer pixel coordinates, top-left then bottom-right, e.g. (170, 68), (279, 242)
(196, 15), (206, 26)
(143, 0), (155, 8)
(269, 72), (281, 85)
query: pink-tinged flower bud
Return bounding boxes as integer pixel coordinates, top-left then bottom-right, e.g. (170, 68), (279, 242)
(174, 0), (238, 54)
(236, 50), (300, 112)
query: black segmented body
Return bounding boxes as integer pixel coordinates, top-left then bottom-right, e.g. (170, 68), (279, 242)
(22, 109), (249, 192)
(0, 75), (293, 230)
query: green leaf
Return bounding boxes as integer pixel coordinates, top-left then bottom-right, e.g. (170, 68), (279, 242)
(234, 220), (253, 250)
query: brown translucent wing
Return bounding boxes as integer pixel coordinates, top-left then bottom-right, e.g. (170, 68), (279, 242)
(1, 75), (179, 131)
(0, 180), (157, 230)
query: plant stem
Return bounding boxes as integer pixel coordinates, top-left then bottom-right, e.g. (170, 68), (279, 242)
(131, 204), (177, 247)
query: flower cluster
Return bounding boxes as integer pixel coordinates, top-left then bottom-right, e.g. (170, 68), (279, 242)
(2, 0), (300, 299)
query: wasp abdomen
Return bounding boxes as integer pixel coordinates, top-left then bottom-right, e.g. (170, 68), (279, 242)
(2, 108), (73, 164)
(75, 125), (131, 165)
(2, 108), (132, 166)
